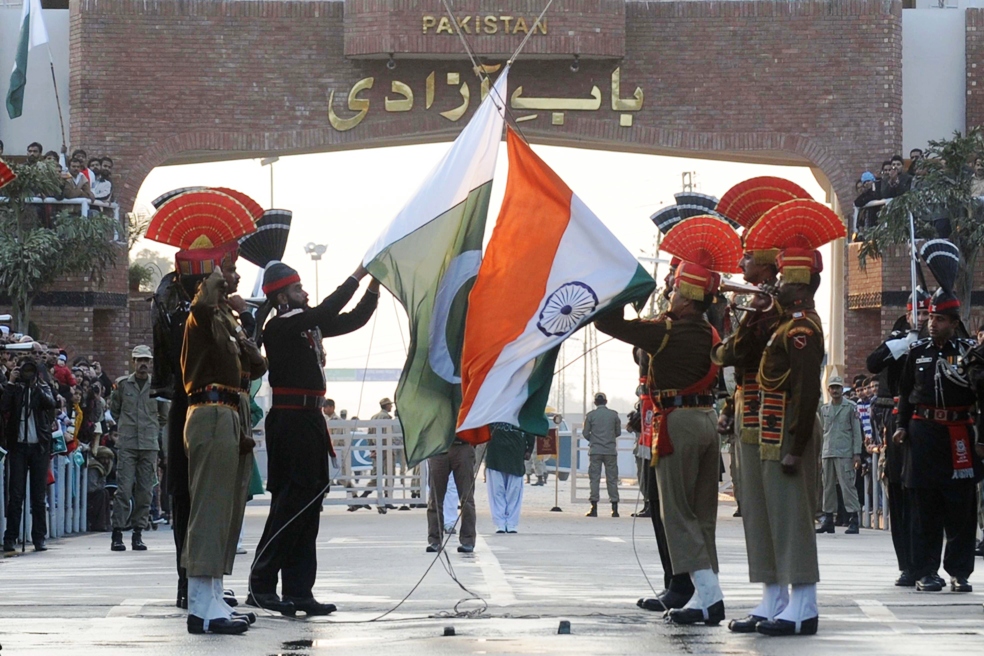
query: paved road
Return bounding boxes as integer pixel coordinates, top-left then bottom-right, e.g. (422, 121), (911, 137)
(0, 479), (981, 655)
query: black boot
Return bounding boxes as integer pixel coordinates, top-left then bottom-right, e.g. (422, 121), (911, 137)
(283, 595), (337, 616)
(111, 528), (126, 551)
(611, 503), (620, 518)
(845, 512), (859, 535)
(585, 502), (598, 517)
(131, 530), (147, 551)
(176, 580), (188, 609)
(538, 475), (547, 486)
(815, 513), (834, 534)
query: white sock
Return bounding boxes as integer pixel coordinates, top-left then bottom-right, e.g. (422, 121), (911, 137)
(212, 577), (235, 618)
(692, 569), (724, 608)
(189, 576), (226, 621)
(775, 583), (817, 624)
(749, 583), (789, 620)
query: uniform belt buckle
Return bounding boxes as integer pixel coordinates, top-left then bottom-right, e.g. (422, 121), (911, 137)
(933, 409), (947, 421)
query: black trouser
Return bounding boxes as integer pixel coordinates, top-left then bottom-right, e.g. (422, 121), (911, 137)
(911, 481), (978, 580)
(170, 493), (190, 593)
(887, 481), (915, 573)
(647, 467), (694, 596)
(251, 482), (323, 599)
(3, 443), (48, 545)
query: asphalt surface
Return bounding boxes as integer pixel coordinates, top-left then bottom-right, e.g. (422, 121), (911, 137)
(1, 477), (982, 655)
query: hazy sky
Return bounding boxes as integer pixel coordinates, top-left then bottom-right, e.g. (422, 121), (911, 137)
(133, 143), (829, 419)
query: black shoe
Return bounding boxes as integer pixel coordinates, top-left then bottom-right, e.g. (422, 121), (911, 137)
(246, 592), (296, 616)
(728, 614), (766, 633)
(895, 571), (916, 587)
(585, 503), (598, 518)
(932, 573), (946, 588)
(186, 615), (249, 635)
(611, 503), (620, 518)
(399, 505), (411, 511)
(131, 531), (147, 551)
(756, 616), (818, 636)
(223, 592), (239, 608)
(667, 600), (725, 626)
(631, 505), (652, 518)
(111, 529), (126, 552)
(495, 529), (506, 534)
(845, 513), (859, 535)
(457, 544), (474, 553)
(377, 507), (388, 515)
(33, 540), (47, 552)
(283, 596), (337, 616)
(232, 611), (257, 624)
(346, 505), (360, 512)
(639, 589), (692, 612)
(733, 508), (742, 518)
(915, 575), (943, 592)
(950, 577), (973, 592)
(2, 541), (14, 553)
(815, 513), (834, 534)
(426, 543), (441, 553)
(505, 529), (518, 534)
(975, 540), (984, 557)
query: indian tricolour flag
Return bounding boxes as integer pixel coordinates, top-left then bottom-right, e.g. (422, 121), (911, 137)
(363, 67), (508, 466)
(6, 0), (49, 120)
(456, 128), (656, 443)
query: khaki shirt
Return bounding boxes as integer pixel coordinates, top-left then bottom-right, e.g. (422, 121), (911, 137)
(819, 399), (863, 459)
(583, 406), (621, 456)
(109, 374), (167, 450)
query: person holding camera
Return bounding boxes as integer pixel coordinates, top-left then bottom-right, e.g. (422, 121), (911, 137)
(2, 357), (56, 553)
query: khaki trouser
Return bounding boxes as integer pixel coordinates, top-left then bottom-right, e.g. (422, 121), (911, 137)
(822, 457), (861, 514)
(738, 439), (780, 582)
(655, 408), (720, 574)
(111, 448), (157, 531)
(588, 454), (619, 503)
(759, 416), (821, 585)
(183, 405), (251, 578)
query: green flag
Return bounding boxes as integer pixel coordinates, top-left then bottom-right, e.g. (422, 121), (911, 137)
(362, 67), (508, 466)
(7, 0), (49, 120)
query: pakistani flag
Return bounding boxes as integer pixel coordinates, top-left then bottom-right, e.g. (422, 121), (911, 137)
(363, 67), (508, 466)
(7, 0), (49, 119)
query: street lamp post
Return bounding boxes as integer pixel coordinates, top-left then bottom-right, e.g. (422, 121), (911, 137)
(260, 156), (279, 207)
(304, 242), (327, 304)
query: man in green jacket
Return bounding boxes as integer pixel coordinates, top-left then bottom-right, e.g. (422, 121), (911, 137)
(817, 376), (863, 535)
(486, 423), (534, 534)
(109, 345), (168, 552)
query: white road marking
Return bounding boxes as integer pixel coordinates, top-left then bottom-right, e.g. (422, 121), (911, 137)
(474, 534), (517, 606)
(856, 599), (924, 634)
(105, 598), (149, 617)
(595, 537), (625, 543)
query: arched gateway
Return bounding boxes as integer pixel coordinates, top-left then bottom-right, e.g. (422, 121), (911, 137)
(67, 0), (906, 371)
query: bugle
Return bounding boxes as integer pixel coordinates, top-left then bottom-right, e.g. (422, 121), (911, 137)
(720, 280), (774, 313)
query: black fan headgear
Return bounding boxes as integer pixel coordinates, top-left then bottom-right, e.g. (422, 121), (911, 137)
(920, 239), (961, 317)
(239, 209), (292, 268)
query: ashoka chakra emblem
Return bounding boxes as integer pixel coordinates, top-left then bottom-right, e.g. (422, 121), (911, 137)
(537, 282), (599, 337)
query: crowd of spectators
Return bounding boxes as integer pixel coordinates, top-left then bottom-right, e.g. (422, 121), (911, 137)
(21, 141), (115, 203)
(0, 331), (164, 552)
(853, 147), (984, 240)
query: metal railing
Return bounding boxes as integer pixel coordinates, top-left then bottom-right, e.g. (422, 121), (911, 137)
(326, 419), (429, 509)
(861, 449), (890, 530)
(0, 451), (88, 547)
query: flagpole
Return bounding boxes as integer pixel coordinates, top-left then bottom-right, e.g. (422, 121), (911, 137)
(46, 45), (67, 148)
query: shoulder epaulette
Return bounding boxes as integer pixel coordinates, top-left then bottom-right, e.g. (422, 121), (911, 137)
(909, 337), (932, 350)
(114, 374), (129, 383)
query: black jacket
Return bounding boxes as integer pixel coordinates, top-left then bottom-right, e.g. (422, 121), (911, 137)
(1, 380), (56, 452)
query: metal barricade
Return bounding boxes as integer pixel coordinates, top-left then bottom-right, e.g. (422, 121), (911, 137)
(326, 419), (429, 509)
(862, 449), (890, 530)
(0, 451), (88, 546)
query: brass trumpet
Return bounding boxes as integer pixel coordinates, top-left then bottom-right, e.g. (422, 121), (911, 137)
(720, 280), (775, 313)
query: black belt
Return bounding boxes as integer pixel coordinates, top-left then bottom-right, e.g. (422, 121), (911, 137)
(914, 405), (973, 423)
(657, 394), (716, 408)
(189, 387), (241, 409)
(272, 393), (326, 411)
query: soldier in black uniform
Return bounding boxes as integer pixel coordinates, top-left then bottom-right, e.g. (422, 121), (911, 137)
(866, 290), (928, 587)
(894, 284), (984, 593)
(248, 262), (378, 615)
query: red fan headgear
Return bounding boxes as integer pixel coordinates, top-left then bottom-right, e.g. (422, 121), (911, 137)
(659, 215), (743, 301)
(743, 199), (846, 284)
(146, 189), (258, 277)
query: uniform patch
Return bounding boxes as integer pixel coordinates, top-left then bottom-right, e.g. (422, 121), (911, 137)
(792, 335), (808, 349)
(787, 326), (814, 337)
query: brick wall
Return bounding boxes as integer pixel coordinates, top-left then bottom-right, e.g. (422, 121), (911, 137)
(129, 292), (154, 372)
(967, 9), (984, 132)
(69, 0), (904, 221)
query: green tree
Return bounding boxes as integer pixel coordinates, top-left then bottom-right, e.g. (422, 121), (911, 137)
(0, 161), (119, 332)
(858, 128), (984, 323)
(130, 248), (174, 291)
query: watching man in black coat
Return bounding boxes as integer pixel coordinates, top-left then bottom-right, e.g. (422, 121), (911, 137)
(2, 357), (56, 552)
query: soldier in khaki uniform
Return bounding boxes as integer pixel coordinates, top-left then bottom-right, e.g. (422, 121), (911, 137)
(597, 215), (744, 626)
(109, 345), (168, 552)
(738, 197), (846, 637)
(817, 376), (863, 535)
